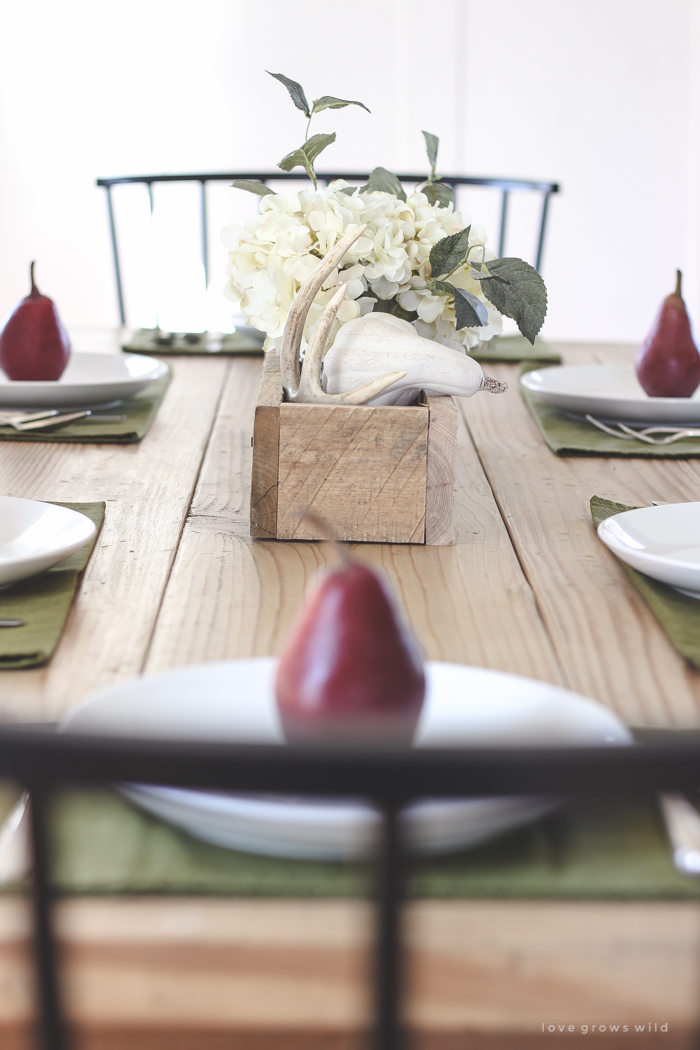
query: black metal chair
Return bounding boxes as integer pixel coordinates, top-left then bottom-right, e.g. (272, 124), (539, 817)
(5, 724), (697, 1050)
(96, 172), (560, 327)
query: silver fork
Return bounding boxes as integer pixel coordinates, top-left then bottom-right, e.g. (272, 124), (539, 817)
(659, 793), (700, 874)
(0, 410), (125, 431)
(586, 415), (700, 445)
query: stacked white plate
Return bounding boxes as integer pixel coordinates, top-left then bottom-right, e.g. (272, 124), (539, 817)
(60, 659), (631, 861)
(0, 352), (167, 407)
(598, 502), (700, 599)
(521, 364), (700, 424)
(0, 496), (96, 588)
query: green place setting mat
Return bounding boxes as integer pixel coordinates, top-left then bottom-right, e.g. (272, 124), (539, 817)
(591, 495), (700, 671)
(0, 369), (171, 444)
(521, 376), (700, 457)
(471, 334), (561, 364)
(0, 502), (104, 669)
(0, 725), (690, 898)
(123, 328), (265, 356)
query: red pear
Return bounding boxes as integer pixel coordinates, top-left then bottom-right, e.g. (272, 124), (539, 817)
(635, 270), (700, 397)
(0, 262), (71, 381)
(275, 558), (425, 745)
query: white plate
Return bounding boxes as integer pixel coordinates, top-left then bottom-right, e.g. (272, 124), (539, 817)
(598, 502), (700, 599)
(60, 659), (631, 861)
(0, 352), (167, 407)
(0, 496), (96, 587)
(521, 364), (700, 424)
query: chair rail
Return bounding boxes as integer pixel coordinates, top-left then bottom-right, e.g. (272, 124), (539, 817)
(2, 724), (697, 1050)
(96, 171), (560, 326)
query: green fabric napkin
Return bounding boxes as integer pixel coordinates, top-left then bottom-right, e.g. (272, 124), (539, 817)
(591, 495), (700, 670)
(123, 329), (265, 356)
(20, 784), (697, 899)
(0, 502), (104, 669)
(471, 334), (561, 364)
(521, 377), (700, 457)
(0, 369), (171, 444)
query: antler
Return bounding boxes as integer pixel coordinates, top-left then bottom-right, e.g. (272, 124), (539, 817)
(280, 222), (404, 404)
(290, 284), (406, 404)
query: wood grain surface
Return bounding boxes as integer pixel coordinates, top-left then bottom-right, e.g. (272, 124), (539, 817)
(277, 401), (428, 543)
(250, 352), (282, 539)
(0, 353), (229, 721)
(0, 898), (698, 1048)
(3, 337), (700, 1045)
(146, 353), (561, 681)
(424, 395), (458, 546)
(460, 342), (700, 726)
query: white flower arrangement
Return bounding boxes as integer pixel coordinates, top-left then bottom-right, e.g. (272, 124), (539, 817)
(222, 73), (546, 357)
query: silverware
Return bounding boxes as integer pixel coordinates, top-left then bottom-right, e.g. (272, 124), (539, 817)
(659, 792), (700, 875)
(0, 619), (24, 627)
(9, 410), (91, 430)
(0, 410), (126, 431)
(586, 415), (700, 445)
(0, 793), (30, 886)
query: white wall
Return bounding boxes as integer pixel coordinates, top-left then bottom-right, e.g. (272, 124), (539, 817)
(0, 0), (698, 342)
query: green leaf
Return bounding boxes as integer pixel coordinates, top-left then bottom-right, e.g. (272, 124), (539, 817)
(364, 167), (406, 201)
(428, 227), (471, 279)
(339, 186), (358, 196)
(422, 181), (453, 208)
(278, 133), (337, 185)
(430, 280), (488, 328)
(303, 132), (337, 165)
(453, 287), (489, 329)
(422, 130), (439, 175)
(478, 257), (547, 344)
(230, 180), (274, 197)
(312, 95), (370, 114)
(267, 71), (310, 117)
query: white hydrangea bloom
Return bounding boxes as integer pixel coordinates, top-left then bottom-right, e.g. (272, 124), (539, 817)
(222, 181), (502, 355)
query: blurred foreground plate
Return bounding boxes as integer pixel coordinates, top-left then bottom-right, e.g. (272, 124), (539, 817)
(0, 352), (167, 407)
(598, 502), (700, 599)
(521, 364), (700, 424)
(60, 660), (631, 860)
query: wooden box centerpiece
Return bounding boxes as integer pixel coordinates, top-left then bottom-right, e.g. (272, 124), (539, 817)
(250, 353), (458, 545)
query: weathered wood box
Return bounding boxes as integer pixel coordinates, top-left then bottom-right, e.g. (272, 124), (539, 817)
(250, 354), (458, 545)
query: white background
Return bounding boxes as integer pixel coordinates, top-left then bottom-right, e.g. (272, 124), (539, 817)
(1, 0), (699, 342)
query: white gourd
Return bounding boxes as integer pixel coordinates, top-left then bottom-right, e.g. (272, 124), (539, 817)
(322, 313), (499, 406)
(279, 223), (507, 405)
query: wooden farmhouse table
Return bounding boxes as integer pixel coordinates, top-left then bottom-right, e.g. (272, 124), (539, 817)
(1, 335), (700, 1049)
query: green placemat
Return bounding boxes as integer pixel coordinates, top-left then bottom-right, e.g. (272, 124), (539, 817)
(30, 789), (700, 898)
(2, 726), (693, 897)
(471, 334), (561, 364)
(0, 502), (104, 668)
(0, 369), (171, 444)
(521, 378), (700, 457)
(591, 495), (700, 670)
(123, 329), (265, 356)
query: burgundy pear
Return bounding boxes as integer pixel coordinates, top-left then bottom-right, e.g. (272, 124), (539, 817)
(275, 559), (425, 745)
(635, 270), (700, 397)
(0, 262), (71, 381)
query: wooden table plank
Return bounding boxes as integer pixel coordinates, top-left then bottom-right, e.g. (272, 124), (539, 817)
(0, 355), (230, 720)
(461, 342), (700, 726)
(146, 358), (562, 683)
(1, 898), (698, 1045)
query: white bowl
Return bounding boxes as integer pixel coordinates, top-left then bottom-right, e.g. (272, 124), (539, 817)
(0, 497), (96, 587)
(598, 502), (700, 598)
(0, 352), (167, 407)
(521, 364), (700, 424)
(60, 659), (631, 860)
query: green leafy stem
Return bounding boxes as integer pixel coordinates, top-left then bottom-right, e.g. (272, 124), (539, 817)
(230, 74), (548, 343)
